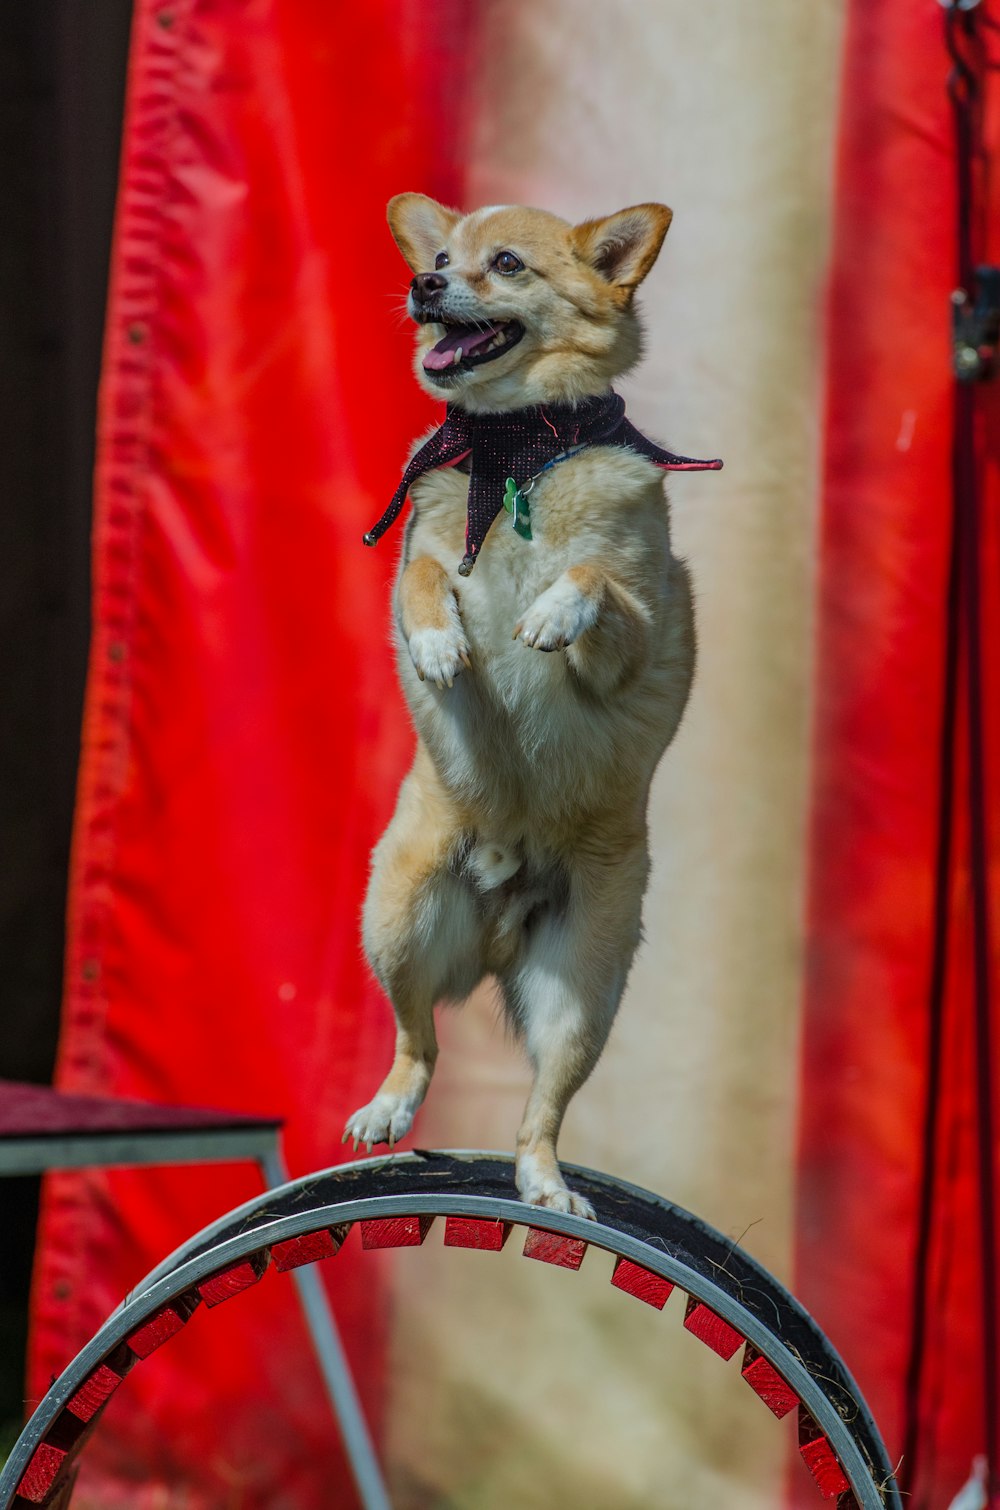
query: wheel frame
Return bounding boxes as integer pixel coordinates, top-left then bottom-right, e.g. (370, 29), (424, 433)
(2, 1151), (900, 1509)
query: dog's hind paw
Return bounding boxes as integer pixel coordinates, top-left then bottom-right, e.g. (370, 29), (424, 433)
(532, 1186), (596, 1221)
(407, 625), (470, 689)
(517, 1154), (597, 1221)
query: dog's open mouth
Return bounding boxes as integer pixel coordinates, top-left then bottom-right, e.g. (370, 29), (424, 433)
(422, 319), (524, 376)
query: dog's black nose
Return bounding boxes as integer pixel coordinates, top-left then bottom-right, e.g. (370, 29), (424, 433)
(411, 271), (447, 305)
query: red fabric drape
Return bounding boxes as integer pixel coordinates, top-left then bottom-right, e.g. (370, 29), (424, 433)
(29, 2), (470, 1503)
(797, 3), (1000, 1505)
(30, 0), (1000, 1501)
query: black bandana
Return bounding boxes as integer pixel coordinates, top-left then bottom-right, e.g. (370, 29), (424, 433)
(363, 390), (722, 575)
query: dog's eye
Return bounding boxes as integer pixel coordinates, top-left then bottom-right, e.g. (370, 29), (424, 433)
(493, 250), (524, 276)
(434, 251), (449, 270)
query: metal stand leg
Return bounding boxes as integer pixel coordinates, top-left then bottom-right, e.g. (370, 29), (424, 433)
(259, 1148), (391, 1510)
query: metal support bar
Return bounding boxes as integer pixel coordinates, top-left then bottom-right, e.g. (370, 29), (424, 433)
(259, 1149), (391, 1510)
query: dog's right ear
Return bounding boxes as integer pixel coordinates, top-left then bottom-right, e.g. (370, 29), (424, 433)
(387, 194), (460, 274)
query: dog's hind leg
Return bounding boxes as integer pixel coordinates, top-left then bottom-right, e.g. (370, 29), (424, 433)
(502, 837), (649, 1218)
(344, 756), (484, 1152)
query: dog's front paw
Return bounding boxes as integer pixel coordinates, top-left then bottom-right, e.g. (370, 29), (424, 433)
(407, 625), (471, 689)
(515, 579), (599, 652)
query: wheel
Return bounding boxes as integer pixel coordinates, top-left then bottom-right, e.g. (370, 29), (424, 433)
(1, 1151), (900, 1509)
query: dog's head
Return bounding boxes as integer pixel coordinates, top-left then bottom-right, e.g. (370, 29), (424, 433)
(387, 195), (672, 412)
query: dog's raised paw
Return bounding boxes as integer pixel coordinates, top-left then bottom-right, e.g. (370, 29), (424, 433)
(515, 579), (599, 652)
(342, 1093), (419, 1154)
(407, 625), (470, 688)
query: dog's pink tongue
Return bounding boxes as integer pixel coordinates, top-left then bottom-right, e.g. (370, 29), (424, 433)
(423, 324), (497, 372)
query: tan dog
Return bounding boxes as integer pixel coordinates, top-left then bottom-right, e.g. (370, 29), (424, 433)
(344, 195), (697, 1217)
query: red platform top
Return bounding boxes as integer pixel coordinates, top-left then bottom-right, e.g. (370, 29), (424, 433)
(0, 1080), (281, 1139)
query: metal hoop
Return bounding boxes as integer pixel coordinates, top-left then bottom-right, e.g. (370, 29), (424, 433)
(1, 1152), (900, 1508)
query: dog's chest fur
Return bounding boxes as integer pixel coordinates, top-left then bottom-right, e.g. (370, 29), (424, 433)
(393, 442), (695, 845)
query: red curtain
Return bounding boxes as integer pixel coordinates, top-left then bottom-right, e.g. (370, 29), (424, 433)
(27, 0), (1000, 1503)
(29, 1), (469, 1502)
(797, 3), (1000, 1504)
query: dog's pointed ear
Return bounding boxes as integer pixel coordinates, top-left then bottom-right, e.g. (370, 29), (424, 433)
(571, 204), (673, 298)
(387, 193), (460, 274)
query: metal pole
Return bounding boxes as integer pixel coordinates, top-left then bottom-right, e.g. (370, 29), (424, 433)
(259, 1147), (392, 1510)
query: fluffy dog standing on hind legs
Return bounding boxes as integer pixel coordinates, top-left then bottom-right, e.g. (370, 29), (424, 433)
(344, 192), (721, 1217)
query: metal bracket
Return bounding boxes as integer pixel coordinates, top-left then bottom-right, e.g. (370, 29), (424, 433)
(952, 266), (1000, 381)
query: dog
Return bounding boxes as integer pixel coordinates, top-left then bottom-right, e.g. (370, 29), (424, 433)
(343, 194), (712, 1218)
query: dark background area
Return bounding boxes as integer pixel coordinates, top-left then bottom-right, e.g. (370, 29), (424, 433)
(0, 0), (131, 1444)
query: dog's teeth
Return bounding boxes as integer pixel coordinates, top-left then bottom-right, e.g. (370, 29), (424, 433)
(452, 347), (463, 365)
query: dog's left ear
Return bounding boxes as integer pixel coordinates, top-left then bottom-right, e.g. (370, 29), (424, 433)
(572, 203), (673, 299)
(387, 193), (461, 274)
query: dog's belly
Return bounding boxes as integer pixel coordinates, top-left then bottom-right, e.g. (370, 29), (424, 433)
(399, 460), (694, 841)
(402, 616), (682, 842)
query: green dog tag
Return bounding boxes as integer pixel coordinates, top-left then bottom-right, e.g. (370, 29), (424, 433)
(503, 477), (532, 541)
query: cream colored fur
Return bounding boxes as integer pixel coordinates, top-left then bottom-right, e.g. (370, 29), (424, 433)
(344, 197), (694, 1216)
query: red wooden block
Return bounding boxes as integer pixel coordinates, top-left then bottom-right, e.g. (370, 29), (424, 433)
(360, 1215), (434, 1249)
(799, 1412), (850, 1499)
(14, 1409), (90, 1506)
(65, 1345), (135, 1424)
(443, 1216), (511, 1252)
(198, 1249), (270, 1307)
(126, 1291), (201, 1359)
(610, 1256), (674, 1309)
(522, 1227), (587, 1270)
(683, 1296), (744, 1360)
(65, 1370), (116, 1426)
(64, 1364), (122, 1425)
(271, 1226), (347, 1272)
(17, 1442), (68, 1504)
(740, 1343), (799, 1419)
